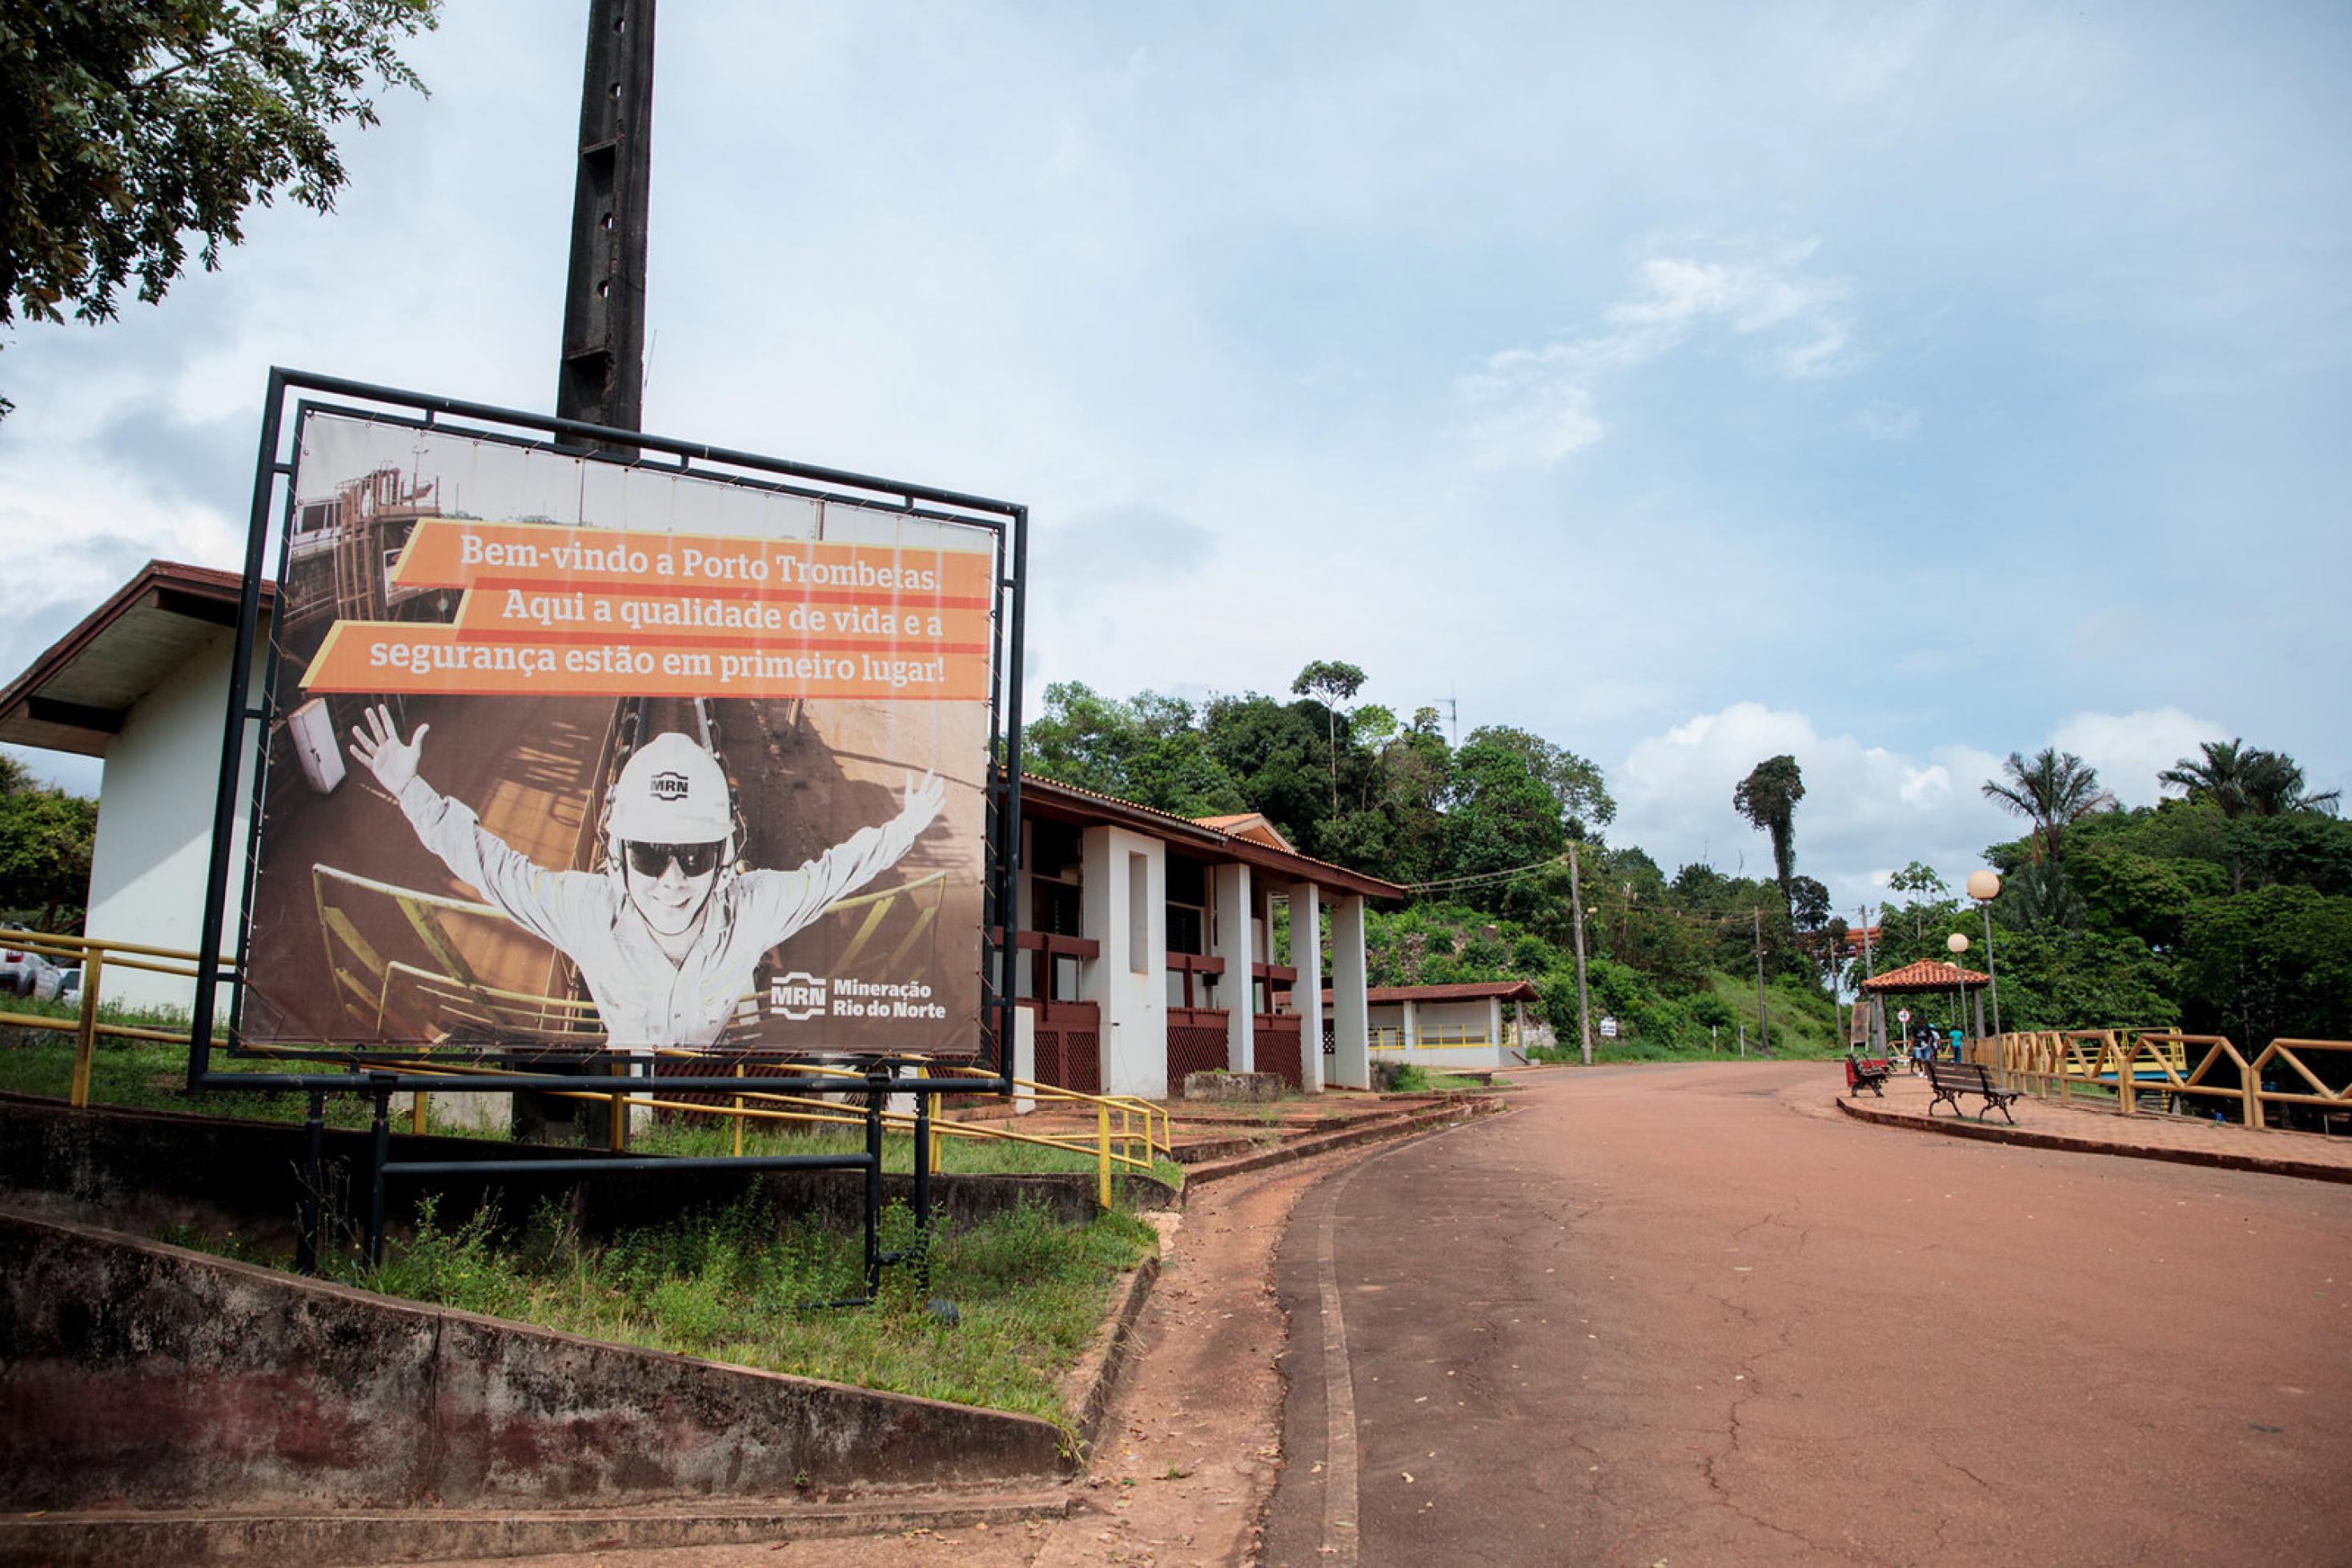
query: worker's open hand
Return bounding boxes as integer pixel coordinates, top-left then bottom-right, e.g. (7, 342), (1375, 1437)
(349, 703), (429, 796)
(900, 770), (945, 836)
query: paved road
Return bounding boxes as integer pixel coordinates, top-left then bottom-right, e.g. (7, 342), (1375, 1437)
(1262, 1062), (2352, 1566)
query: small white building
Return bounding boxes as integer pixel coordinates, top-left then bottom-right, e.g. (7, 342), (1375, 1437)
(1327, 979), (1542, 1071)
(0, 562), (272, 1009)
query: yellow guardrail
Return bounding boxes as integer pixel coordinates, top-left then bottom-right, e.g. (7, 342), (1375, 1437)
(0, 930), (236, 1109)
(1369, 1024), (1491, 1053)
(1973, 1029), (2352, 1133)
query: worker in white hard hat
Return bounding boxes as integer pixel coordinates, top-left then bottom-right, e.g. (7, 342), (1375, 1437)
(349, 704), (944, 1050)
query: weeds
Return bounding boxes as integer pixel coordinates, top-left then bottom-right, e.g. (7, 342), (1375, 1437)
(283, 1189), (1162, 1426)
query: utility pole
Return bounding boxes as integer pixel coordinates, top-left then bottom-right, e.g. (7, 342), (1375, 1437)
(1752, 906), (1770, 1058)
(1567, 839), (1593, 1065)
(556, 0), (656, 444)
(548, 0), (653, 1153)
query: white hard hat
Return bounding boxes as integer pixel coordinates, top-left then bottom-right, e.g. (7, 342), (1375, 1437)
(606, 731), (732, 844)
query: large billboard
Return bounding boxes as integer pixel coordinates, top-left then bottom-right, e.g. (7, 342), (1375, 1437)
(239, 411), (998, 1059)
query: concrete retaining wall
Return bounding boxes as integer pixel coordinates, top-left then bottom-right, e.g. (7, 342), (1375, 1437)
(0, 1209), (1066, 1511)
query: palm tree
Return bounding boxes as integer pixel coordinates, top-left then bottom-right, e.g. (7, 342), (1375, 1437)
(2243, 752), (2341, 816)
(2159, 738), (2258, 818)
(2161, 738), (2342, 818)
(1732, 755), (1805, 900)
(1981, 748), (2114, 864)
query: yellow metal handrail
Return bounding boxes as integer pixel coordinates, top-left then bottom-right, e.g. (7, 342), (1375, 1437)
(1369, 1024), (1491, 1052)
(1973, 1029), (2352, 1133)
(0, 930), (236, 1107)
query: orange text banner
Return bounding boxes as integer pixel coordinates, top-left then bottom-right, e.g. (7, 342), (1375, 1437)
(391, 518), (994, 601)
(299, 622), (989, 700)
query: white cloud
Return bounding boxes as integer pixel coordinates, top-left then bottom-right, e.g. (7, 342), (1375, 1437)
(2046, 706), (2226, 807)
(1457, 243), (1855, 467)
(1610, 702), (2228, 913)
(1614, 701), (2005, 912)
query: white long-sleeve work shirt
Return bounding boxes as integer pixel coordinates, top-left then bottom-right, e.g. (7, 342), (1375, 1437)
(397, 776), (925, 1049)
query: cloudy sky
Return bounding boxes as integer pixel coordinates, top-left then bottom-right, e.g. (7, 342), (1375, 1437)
(4, 2), (2347, 911)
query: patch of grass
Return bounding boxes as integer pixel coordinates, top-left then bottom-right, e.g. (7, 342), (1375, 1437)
(300, 1190), (1158, 1430)
(0, 1038), (423, 1131)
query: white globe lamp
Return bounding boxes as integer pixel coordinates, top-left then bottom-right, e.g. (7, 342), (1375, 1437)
(1965, 872), (2004, 1035)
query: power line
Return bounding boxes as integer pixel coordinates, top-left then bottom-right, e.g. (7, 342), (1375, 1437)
(1402, 853), (1569, 893)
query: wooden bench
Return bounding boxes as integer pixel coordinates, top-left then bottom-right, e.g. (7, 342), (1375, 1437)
(1925, 1058), (2021, 1124)
(1844, 1055), (1889, 1099)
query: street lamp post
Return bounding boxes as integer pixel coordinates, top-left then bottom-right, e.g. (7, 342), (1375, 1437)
(1966, 869), (2002, 1037)
(1946, 931), (1970, 1054)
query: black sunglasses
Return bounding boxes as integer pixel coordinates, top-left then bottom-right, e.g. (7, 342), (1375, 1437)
(626, 840), (724, 878)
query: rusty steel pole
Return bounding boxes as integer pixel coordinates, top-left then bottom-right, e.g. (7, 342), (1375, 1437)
(556, 0), (656, 445)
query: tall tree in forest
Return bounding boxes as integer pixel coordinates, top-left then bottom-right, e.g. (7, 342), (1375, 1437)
(1983, 748), (2114, 865)
(1290, 660), (1366, 814)
(1, 0), (440, 412)
(1732, 755), (1805, 901)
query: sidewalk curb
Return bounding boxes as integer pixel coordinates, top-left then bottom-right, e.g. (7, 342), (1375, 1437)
(0, 1494), (1082, 1567)
(1178, 1095), (1509, 1199)
(1065, 1249), (1162, 1466)
(1835, 1097), (2352, 1185)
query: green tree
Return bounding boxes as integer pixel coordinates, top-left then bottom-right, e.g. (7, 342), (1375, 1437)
(2240, 748), (2342, 817)
(2157, 737), (2341, 820)
(2177, 884), (2352, 1043)
(1202, 692), (1329, 848)
(1460, 724), (1615, 839)
(1732, 755), (1805, 900)
(1442, 732), (1566, 898)
(1982, 748), (2113, 867)
(2, 0), (440, 410)
(1887, 860), (1946, 897)
(1022, 684), (1246, 818)
(2159, 739), (2262, 819)
(0, 755), (99, 929)
(1290, 660), (1366, 815)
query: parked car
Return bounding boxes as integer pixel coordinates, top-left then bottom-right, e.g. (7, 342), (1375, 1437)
(2, 928), (67, 1001)
(54, 967), (82, 1005)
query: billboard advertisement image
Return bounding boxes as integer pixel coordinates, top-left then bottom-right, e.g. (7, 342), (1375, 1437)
(239, 411), (997, 1059)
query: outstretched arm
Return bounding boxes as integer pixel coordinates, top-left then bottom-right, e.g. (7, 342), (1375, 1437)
(748, 771), (947, 948)
(349, 703), (592, 952)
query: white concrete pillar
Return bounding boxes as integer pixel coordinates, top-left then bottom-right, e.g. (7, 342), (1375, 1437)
(1081, 824), (1167, 1099)
(1400, 997), (1418, 1054)
(1212, 861), (1255, 1073)
(1329, 894), (1370, 1090)
(1288, 882), (1323, 1093)
(1014, 1007), (1037, 1114)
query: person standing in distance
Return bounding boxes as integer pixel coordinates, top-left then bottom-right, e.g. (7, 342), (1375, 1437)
(349, 705), (944, 1050)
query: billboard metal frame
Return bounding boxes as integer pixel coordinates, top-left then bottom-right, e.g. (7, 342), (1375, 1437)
(190, 367), (1030, 1288)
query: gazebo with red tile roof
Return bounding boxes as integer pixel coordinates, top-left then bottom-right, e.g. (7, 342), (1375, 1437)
(1859, 958), (1990, 994)
(1856, 958), (1992, 1054)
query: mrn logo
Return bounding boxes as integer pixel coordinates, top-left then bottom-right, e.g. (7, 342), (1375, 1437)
(649, 770), (691, 801)
(769, 971), (826, 1021)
